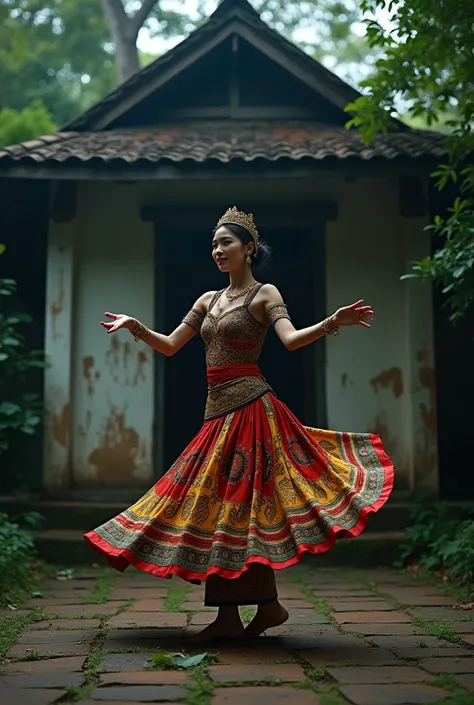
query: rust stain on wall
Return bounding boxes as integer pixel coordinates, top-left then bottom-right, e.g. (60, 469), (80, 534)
(418, 359), (436, 436)
(88, 408), (139, 481)
(105, 337), (121, 383)
(372, 412), (398, 461)
(371, 367), (404, 398)
(123, 341), (132, 369)
(49, 268), (65, 340)
(133, 350), (149, 386)
(52, 403), (70, 447)
(83, 355), (94, 395)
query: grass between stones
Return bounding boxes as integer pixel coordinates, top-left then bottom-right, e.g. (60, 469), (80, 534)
(294, 662), (347, 705)
(0, 610), (44, 659)
(429, 674), (473, 705)
(61, 633), (107, 703)
(83, 570), (118, 604)
(343, 570), (465, 645)
(165, 581), (192, 611)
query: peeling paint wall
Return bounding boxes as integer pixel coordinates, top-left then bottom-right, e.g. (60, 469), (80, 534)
(43, 219), (75, 495)
(326, 177), (435, 493)
(43, 174), (436, 495)
(71, 182), (155, 487)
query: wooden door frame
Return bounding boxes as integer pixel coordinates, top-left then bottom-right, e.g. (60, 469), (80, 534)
(143, 204), (337, 478)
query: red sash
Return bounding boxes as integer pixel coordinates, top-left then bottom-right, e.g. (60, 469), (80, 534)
(206, 364), (264, 385)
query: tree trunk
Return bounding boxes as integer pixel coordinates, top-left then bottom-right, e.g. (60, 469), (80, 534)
(115, 31), (141, 83)
(100, 0), (158, 84)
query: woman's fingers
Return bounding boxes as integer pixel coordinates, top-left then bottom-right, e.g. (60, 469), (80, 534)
(104, 312), (117, 320)
(350, 299), (365, 309)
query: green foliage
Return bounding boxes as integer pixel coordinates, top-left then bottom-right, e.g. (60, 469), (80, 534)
(347, 0), (474, 322)
(0, 0), (374, 127)
(397, 495), (474, 589)
(0, 100), (57, 147)
(0, 511), (44, 597)
(0, 0), (116, 123)
(0, 248), (48, 457)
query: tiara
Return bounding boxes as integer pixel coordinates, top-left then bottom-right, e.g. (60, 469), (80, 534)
(216, 206), (259, 252)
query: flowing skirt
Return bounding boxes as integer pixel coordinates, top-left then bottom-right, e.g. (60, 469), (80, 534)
(84, 389), (394, 584)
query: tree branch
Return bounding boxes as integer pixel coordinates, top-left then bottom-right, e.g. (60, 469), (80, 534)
(132, 0), (158, 36)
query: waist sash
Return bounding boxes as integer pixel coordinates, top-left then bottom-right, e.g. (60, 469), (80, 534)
(206, 363), (264, 386)
(204, 364), (270, 420)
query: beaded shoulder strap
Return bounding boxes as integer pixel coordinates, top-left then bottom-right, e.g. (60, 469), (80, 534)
(244, 282), (264, 307)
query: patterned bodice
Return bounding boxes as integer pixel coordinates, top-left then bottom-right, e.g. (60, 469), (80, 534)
(183, 284), (291, 420)
(201, 304), (266, 369)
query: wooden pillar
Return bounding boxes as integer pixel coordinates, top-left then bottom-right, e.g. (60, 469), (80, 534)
(43, 215), (76, 496)
(400, 177), (438, 496)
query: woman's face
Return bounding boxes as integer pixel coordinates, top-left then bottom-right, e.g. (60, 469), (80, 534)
(212, 226), (252, 272)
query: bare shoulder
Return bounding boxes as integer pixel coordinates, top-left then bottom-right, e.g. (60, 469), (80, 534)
(193, 290), (219, 313)
(258, 283), (284, 305)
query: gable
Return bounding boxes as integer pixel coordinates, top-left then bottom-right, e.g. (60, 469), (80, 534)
(65, 0), (360, 131)
(109, 36), (346, 128)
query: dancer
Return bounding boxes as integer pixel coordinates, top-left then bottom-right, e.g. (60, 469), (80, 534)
(84, 206), (394, 643)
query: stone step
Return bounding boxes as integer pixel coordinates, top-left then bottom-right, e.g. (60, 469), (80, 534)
(0, 495), (418, 533)
(34, 529), (409, 568)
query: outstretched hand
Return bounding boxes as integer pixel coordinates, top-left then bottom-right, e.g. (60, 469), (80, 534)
(333, 300), (374, 328)
(100, 312), (135, 334)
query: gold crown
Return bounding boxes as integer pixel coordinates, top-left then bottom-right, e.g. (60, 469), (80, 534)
(216, 206), (259, 252)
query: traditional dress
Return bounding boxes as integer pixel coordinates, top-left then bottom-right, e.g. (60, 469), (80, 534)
(84, 284), (394, 606)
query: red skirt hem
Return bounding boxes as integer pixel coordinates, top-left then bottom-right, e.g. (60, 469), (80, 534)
(83, 430), (393, 583)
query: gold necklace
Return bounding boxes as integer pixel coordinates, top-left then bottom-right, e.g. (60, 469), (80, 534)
(217, 281), (257, 311)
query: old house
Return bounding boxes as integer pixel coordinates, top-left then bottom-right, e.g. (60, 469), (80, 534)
(1, 0), (469, 549)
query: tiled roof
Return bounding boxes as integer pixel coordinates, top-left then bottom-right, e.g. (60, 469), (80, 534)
(0, 123), (446, 166)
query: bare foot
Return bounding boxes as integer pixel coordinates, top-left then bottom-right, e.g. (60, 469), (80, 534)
(184, 618), (246, 644)
(244, 601), (289, 638)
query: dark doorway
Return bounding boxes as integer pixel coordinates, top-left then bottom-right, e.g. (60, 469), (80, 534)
(155, 215), (326, 475)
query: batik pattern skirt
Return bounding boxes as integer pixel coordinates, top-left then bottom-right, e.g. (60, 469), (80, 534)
(84, 371), (394, 583)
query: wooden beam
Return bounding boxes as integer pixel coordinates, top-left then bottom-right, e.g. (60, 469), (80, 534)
(0, 156), (440, 182)
(142, 204), (338, 227)
(235, 24), (358, 111)
(157, 106), (317, 119)
(94, 22), (241, 129)
(229, 33), (240, 116)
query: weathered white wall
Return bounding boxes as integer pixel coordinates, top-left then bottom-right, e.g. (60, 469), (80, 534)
(43, 174), (436, 495)
(43, 216), (76, 495)
(71, 183), (155, 488)
(325, 177), (436, 493)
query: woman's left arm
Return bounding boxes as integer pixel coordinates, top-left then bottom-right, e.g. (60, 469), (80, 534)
(261, 284), (374, 352)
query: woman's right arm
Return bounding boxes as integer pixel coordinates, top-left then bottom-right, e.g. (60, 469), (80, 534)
(101, 292), (215, 357)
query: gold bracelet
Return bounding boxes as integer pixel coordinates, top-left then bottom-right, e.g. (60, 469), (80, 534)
(322, 315), (339, 336)
(130, 320), (150, 342)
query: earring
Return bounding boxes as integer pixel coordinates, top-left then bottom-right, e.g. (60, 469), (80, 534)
(245, 252), (252, 265)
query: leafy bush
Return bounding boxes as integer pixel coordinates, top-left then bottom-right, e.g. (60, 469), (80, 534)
(398, 495), (474, 589)
(0, 247), (48, 458)
(0, 511), (44, 600)
(0, 100), (57, 148)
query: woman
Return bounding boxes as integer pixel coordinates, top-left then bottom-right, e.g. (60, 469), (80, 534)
(84, 206), (394, 643)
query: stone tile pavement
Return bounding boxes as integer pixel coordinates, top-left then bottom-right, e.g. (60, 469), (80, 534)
(1, 565), (473, 705)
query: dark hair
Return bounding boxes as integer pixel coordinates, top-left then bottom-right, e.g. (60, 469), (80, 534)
(213, 223), (272, 271)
